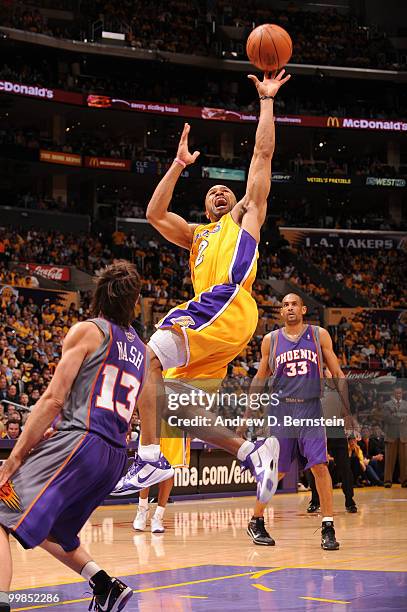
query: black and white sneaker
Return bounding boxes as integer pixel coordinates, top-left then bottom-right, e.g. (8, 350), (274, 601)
(321, 521), (340, 551)
(247, 517), (275, 546)
(89, 578), (133, 611)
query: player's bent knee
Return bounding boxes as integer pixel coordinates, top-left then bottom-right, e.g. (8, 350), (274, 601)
(311, 463), (329, 477)
(148, 328), (187, 370)
(147, 346), (163, 372)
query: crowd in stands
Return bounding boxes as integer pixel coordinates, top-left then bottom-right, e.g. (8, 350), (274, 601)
(1, 4), (76, 39)
(0, 228), (113, 275)
(1, 58), (405, 123)
(1, 226), (406, 342)
(258, 249), (344, 306)
(0, 220), (406, 452)
(0, 261), (39, 288)
(211, 1), (399, 69)
(0, 287), (92, 436)
(1, 125), (405, 187)
(1, 220), (406, 313)
(115, 200), (144, 219)
(2, 192), (81, 214)
(298, 247), (407, 308)
(1, 1), (402, 70)
(329, 311), (406, 377)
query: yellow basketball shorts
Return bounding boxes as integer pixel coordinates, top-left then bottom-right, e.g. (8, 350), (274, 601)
(156, 283), (258, 384)
(159, 421), (190, 468)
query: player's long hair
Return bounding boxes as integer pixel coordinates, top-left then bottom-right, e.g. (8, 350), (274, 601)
(91, 260), (141, 328)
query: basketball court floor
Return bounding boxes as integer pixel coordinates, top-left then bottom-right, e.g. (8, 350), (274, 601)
(9, 487), (407, 611)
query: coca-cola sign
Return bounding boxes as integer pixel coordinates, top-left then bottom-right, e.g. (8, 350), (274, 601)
(26, 264), (70, 282)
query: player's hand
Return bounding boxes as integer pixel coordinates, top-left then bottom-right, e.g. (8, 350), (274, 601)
(248, 68), (291, 99)
(0, 455), (22, 487)
(344, 414), (359, 438)
(176, 123), (200, 166)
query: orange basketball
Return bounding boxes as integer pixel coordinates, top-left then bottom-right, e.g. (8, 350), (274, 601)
(246, 24), (292, 72)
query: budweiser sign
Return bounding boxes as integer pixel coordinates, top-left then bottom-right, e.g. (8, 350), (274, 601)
(344, 368), (391, 380)
(26, 264), (70, 281)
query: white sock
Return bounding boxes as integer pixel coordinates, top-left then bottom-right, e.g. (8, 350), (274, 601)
(138, 443), (161, 462)
(322, 516), (334, 523)
(237, 440), (255, 461)
(138, 496), (149, 511)
(80, 561), (102, 582)
(0, 591), (10, 605)
(154, 505), (165, 519)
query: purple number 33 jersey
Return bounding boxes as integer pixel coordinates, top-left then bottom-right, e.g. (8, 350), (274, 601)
(268, 324), (323, 401)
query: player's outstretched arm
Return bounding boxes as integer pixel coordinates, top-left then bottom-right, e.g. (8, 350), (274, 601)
(233, 70), (290, 242)
(146, 122), (200, 249)
(236, 334), (272, 438)
(319, 327), (353, 424)
(0, 322), (102, 486)
(319, 328), (345, 380)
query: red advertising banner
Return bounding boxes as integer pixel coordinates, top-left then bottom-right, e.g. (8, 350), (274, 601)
(86, 94), (258, 122)
(84, 156), (131, 171)
(0, 80), (83, 105)
(25, 264), (71, 282)
(40, 150), (82, 167)
(2, 80), (406, 132)
(86, 95), (407, 132)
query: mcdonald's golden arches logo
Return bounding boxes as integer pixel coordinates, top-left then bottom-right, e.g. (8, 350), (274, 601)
(327, 116), (340, 128)
(88, 157), (100, 167)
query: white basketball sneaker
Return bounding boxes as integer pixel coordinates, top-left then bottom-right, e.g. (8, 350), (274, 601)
(133, 507), (149, 531)
(111, 454), (174, 496)
(151, 514), (165, 534)
(241, 437), (280, 504)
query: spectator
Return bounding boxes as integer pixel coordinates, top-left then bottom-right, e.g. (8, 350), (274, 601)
(0, 376), (8, 401)
(1, 419), (21, 439)
(0, 403), (6, 435)
(348, 436), (383, 486)
(358, 427), (385, 482)
(383, 387), (407, 487)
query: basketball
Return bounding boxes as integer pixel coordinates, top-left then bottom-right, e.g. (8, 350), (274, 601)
(246, 24), (293, 72)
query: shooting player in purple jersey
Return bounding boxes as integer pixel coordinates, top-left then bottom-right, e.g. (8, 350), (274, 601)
(238, 293), (351, 551)
(0, 260), (172, 612)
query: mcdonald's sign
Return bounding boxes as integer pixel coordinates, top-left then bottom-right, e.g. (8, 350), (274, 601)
(84, 156), (131, 171)
(327, 116), (340, 128)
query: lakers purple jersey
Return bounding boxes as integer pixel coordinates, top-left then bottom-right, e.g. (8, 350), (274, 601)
(56, 318), (146, 447)
(268, 325), (323, 401)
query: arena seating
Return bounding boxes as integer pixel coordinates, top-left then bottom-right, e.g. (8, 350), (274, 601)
(1, 225), (405, 432)
(0, 1), (401, 69)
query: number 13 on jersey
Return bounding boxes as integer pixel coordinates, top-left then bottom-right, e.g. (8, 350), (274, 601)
(96, 364), (140, 424)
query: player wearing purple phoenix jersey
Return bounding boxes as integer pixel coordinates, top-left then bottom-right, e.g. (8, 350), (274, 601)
(238, 293), (351, 551)
(55, 318), (147, 448)
(0, 260), (172, 612)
